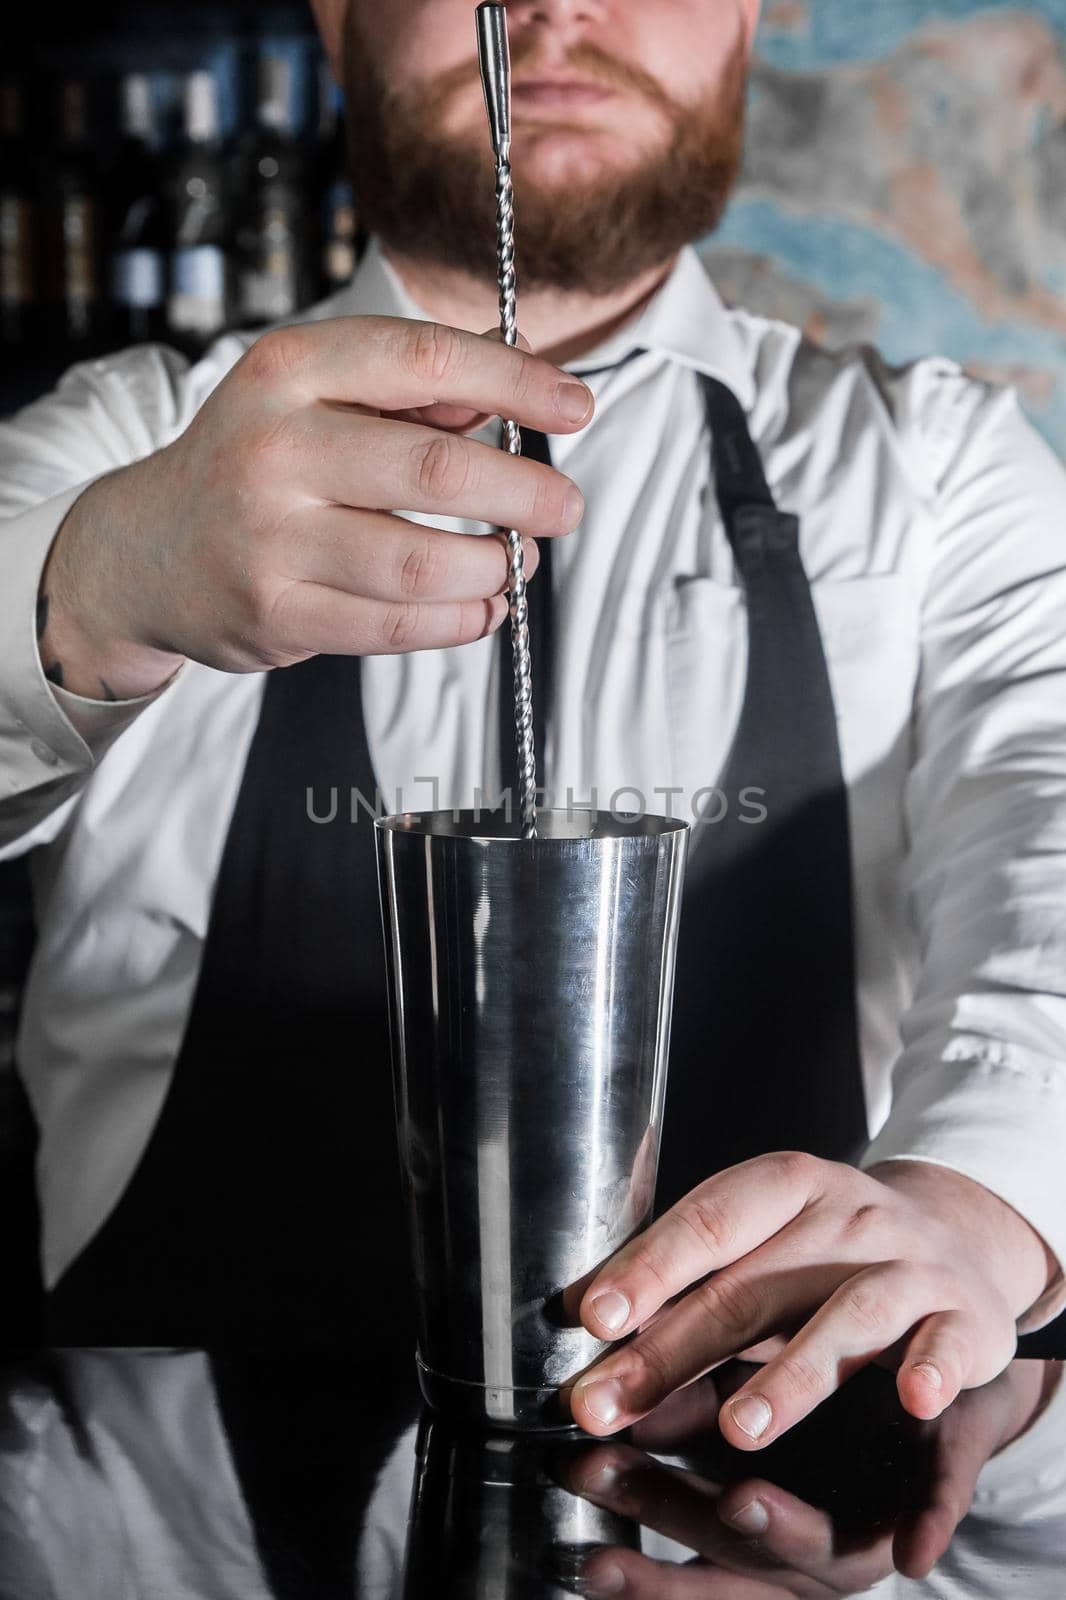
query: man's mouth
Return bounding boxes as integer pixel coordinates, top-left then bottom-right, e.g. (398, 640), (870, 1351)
(511, 78), (615, 110)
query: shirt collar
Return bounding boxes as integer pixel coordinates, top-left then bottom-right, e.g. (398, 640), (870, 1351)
(313, 235), (429, 323)
(565, 246), (755, 408)
(323, 236), (755, 411)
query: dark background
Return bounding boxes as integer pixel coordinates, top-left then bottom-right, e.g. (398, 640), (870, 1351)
(2, 0), (328, 413)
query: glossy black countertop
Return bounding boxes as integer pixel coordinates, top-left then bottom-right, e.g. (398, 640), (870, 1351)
(1, 1349), (1063, 1599)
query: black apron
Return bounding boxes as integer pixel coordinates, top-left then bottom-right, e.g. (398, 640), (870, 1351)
(54, 374), (1052, 1355)
(47, 639), (414, 1352)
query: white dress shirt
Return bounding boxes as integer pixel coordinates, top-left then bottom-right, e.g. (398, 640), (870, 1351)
(2, 239), (1066, 1327)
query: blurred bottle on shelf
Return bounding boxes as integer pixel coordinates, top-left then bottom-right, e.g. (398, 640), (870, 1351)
(0, 80), (38, 348)
(166, 69), (229, 355)
(232, 51), (312, 327)
(109, 73), (166, 345)
(316, 69), (357, 297)
(3, 29), (363, 412)
(44, 79), (106, 354)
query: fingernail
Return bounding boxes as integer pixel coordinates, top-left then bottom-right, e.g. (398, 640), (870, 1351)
(579, 1379), (625, 1427)
(729, 1393), (772, 1440)
(563, 485), (585, 527)
(911, 1360), (943, 1391)
(590, 1290), (631, 1334)
(556, 380), (593, 422)
(580, 1560), (626, 1596)
(723, 1496), (769, 1535)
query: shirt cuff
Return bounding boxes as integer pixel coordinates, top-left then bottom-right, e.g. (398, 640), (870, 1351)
(0, 481), (180, 783)
(48, 675), (182, 749)
(860, 1051), (1066, 1335)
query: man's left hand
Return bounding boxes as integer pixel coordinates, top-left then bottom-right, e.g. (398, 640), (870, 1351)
(568, 1153), (1056, 1446)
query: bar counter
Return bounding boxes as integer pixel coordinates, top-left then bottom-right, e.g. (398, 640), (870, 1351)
(1, 1348), (1063, 1597)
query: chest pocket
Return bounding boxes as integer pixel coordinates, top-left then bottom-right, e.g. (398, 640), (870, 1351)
(663, 571), (919, 858)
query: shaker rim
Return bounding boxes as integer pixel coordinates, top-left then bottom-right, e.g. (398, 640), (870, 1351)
(374, 808), (689, 843)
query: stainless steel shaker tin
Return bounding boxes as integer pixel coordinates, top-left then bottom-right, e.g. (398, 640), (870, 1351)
(376, 809), (689, 1430)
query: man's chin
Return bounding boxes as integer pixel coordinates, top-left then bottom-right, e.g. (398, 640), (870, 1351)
(512, 129), (650, 191)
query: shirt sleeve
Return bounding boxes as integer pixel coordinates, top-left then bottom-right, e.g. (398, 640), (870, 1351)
(0, 346), (200, 856)
(860, 370), (1066, 1335)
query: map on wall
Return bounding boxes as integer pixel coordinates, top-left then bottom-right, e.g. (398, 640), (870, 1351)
(703, 0), (1066, 454)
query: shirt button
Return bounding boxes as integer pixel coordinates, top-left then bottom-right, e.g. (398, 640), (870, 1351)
(31, 739), (59, 767)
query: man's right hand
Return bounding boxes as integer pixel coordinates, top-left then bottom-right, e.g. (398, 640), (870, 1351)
(37, 317), (593, 701)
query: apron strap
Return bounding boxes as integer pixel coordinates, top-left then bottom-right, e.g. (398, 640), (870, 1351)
(655, 375), (870, 1204)
(701, 373), (776, 521)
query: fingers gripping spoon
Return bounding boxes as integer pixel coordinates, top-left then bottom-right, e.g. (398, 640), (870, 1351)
(476, 2), (539, 840)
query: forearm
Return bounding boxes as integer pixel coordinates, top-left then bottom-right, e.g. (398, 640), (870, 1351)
(0, 480), (188, 856)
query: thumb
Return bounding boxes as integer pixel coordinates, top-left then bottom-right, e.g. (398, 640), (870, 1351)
(388, 326), (535, 435)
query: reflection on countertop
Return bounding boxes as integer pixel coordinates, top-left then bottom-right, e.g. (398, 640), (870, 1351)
(0, 1350), (1063, 1599)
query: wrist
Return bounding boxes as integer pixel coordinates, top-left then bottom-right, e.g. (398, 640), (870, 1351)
(39, 470), (185, 702)
(867, 1158), (1056, 1318)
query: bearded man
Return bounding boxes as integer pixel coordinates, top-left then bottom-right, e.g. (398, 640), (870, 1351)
(2, 0), (1065, 1471)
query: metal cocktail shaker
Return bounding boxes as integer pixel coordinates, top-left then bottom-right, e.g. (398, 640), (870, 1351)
(376, 809), (688, 1430)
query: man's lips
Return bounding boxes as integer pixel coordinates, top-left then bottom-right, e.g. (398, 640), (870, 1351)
(511, 79), (615, 109)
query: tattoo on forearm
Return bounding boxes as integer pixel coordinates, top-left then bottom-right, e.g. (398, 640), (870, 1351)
(39, 589), (122, 700)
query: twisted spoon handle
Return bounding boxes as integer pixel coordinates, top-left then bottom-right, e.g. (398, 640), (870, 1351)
(477, 1), (539, 840)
